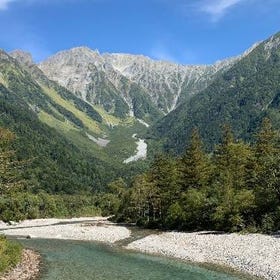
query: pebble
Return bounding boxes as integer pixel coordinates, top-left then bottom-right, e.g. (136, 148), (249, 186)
(126, 231), (280, 280)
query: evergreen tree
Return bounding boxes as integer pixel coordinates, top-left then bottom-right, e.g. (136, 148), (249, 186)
(149, 154), (181, 215)
(129, 174), (159, 226)
(182, 129), (211, 190)
(0, 128), (25, 195)
(175, 129), (212, 229)
(181, 128), (211, 190)
(212, 125), (255, 231)
(253, 118), (280, 231)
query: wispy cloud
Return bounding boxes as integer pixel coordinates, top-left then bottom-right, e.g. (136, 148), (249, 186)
(150, 44), (178, 62)
(149, 42), (197, 64)
(195, 0), (245, 22)
(0, 0), (15, 10)
(0, 0), (84, 11)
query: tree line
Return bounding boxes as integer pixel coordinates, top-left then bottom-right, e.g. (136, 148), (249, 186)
(111, 118), (280, 233)
(1, 118), (280, 233)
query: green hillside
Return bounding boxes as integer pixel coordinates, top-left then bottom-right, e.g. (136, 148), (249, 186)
(0, 49), (152, 195)
(148, 32), (280, 154)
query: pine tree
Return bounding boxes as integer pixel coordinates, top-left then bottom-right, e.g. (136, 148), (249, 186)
(181, 128), (211, 190)
(149, 154), (181, 202)
(212, 125), (255, 231)
(253, 118), (280, 231)
(255, 118), (278, 157)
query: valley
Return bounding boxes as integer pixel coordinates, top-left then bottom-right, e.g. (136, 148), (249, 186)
(1, 23), (280, 280)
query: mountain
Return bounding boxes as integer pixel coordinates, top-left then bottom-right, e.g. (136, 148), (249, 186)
(0, 49), (117, 193)
(0, 31), (275, 195)
(38, 47), (238, 121)
(148, 32), (280, 154)
(38, 47), (162, 123)
(7, 49), (148, 166)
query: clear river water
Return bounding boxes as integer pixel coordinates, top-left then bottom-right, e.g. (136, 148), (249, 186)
(18, 238), (249, 280)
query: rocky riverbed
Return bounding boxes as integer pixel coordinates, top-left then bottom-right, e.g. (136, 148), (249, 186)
(126, 231), (280, 280)
(0, 217), (130, 243)
(1, 218), (280, 280)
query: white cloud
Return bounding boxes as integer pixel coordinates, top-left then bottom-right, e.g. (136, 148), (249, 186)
(0, 0), (15, 10)
(196, 0), (245, 21)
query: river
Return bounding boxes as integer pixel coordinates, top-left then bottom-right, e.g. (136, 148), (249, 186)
(18, 238), (248, 280)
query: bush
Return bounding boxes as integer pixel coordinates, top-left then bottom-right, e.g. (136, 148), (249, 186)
(0, 235), (22, 274)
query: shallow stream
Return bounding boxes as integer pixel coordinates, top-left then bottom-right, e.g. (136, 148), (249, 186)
(18, 238), (249, 280)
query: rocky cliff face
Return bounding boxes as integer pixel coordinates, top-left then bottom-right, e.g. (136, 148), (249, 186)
(38, 45), (257, 120)
(103, 53), (237, 112)
(9, 50), (34, 66)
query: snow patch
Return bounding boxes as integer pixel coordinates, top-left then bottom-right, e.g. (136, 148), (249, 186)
(137, 119), (150, 127)
(123, 134), (147, 163)
(86, 133), (110, 147)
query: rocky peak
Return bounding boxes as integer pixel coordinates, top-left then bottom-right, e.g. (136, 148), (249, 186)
(9, 50), (34, 66)
(0, 49), (11, 61)
(38, 45), (242, 115)
(264, 34), (280, 52)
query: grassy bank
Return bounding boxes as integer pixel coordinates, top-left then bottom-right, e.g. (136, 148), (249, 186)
(0, 235), (22, 274)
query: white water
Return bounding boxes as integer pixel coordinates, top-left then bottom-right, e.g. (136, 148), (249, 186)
(124, 134), (147, 163)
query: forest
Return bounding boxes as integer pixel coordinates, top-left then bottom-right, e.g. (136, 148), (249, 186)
(112, 118), (280, 233)
(1, 118), (280, 233)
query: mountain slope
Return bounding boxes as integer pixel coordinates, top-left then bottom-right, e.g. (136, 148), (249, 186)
(0, 49), (152, 193)
(104, 53), (237, 112)
(148, 32), (280, 154)
(38, 47), (163, 123)
(38, 47), (239, 121)
(0, 81), (115, 193)
(8, 50), (149, 165)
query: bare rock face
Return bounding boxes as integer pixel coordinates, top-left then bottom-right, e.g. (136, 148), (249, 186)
(9, 50), (34, 67)
(38, 46), (251, 117)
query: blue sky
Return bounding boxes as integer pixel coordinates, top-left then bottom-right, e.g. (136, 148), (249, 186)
(0, 0), (279, 64)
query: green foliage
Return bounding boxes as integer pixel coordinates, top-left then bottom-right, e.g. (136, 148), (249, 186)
(181, 128), (211, 190)
(115, 119), (280, 233)
(149, 32), (280, 154)
(0, 192), (102, 222)
(0, 127), (25, 195)
(129, 84), (163, 123)
(0, 235), (22, 274)
(51, 85), (103, 123)
(0, 84), (118, 193)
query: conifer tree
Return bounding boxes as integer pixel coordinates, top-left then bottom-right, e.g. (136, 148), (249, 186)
(181, 128), (211, 190)
(212, 125), (255, 231)
(149, 154), (181, 214)
(253, 118), (280, 230)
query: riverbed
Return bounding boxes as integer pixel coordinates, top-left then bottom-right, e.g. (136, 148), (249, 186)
(18, 238), (247, 280)
(1, 218), (277, 280)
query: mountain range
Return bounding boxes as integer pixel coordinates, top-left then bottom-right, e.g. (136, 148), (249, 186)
(0, 30), (280, 193)
(149, 31), (280, 153)
(38, 46), (238, 119)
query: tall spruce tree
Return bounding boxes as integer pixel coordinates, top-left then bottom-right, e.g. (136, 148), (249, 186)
(253, 118), (280, 231)
(149, 154), (181, 218)
(181, 128), (211, 190)
(212, 125), (255, 231)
